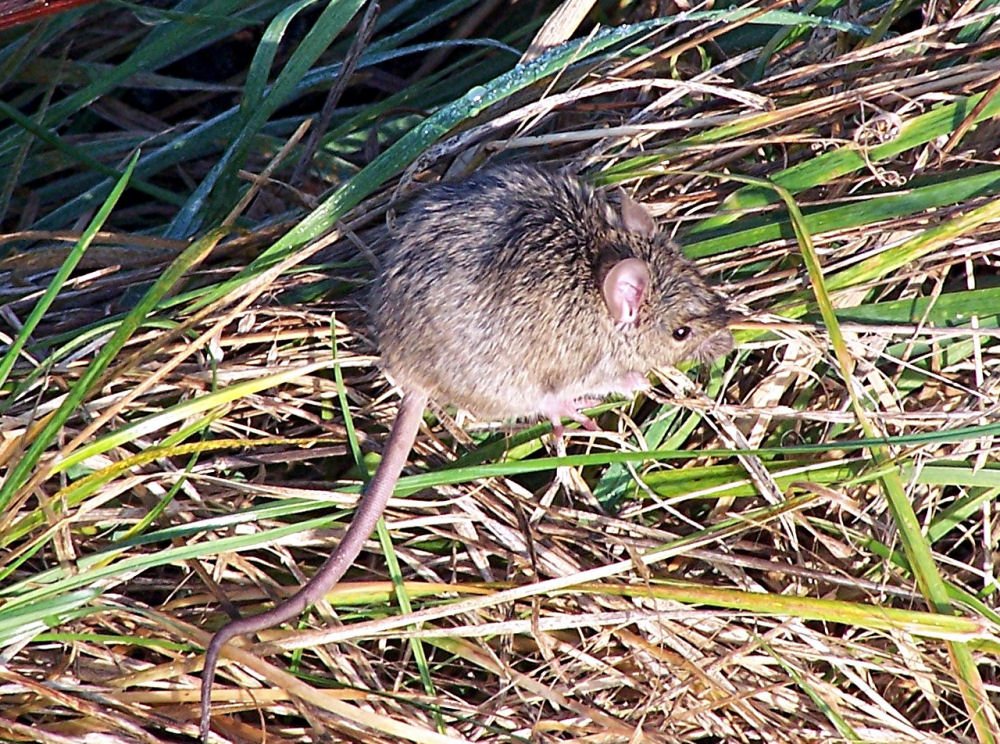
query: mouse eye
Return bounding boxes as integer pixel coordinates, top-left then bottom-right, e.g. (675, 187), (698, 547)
(672, 326), (691, 341)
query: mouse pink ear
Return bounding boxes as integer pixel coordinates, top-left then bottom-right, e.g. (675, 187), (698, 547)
(620, 192), (656, 236)
(602, 258), (649, 324)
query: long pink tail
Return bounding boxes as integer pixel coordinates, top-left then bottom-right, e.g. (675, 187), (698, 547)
(199, 391), (428, 741)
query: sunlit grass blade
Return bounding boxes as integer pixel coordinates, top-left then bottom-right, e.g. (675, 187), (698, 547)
(771, 176), (1000, 742)
(0, 151), (138, 395)
(0, 224), (225, 513)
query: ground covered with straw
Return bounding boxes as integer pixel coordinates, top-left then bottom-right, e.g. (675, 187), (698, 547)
(1, 1), (999, 742)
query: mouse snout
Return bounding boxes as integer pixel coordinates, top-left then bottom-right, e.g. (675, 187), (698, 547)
(694, 329), (734, 362)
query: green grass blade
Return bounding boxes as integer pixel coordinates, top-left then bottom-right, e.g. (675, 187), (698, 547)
(169, 0), (366, 234)
(0, 151), (139, 393)
(770, 177), (1000, 742)
(0, 226), (225, 513)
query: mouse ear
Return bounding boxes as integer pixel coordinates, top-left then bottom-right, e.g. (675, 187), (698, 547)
(602, 258), (649, 324)
(619, 191), (656, 237)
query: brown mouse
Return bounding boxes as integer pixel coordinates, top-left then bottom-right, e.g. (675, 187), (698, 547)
(199, 164), (733, 740)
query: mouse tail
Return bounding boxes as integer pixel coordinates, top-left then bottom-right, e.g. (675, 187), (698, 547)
(199, 390), (429, 741)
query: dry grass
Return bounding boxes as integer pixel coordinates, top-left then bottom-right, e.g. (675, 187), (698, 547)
(2, 1), (1000, 743)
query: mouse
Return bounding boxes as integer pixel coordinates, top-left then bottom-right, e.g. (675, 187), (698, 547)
(199, 163), (734, 740)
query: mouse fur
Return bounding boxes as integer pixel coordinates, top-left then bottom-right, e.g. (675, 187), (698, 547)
(373, 164), (733, 425)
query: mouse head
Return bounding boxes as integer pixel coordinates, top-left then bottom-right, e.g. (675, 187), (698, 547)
(601, 192), (734, 368)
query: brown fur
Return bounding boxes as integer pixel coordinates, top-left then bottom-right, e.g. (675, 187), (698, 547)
(373, 164), (733, 420)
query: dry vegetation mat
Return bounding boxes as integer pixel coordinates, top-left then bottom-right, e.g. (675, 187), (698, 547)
(1, 0), (1000, 742)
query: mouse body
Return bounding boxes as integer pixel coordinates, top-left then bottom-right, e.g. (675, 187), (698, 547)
(199, 164), (732, 739)
(376, 164), (732, 428)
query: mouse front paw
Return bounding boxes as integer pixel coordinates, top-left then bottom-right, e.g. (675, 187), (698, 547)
(539, 396), (601, 439)
(615, 371), (650, 394)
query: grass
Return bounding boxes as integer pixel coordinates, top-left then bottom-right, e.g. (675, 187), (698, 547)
(1, 0), (1000, 742)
